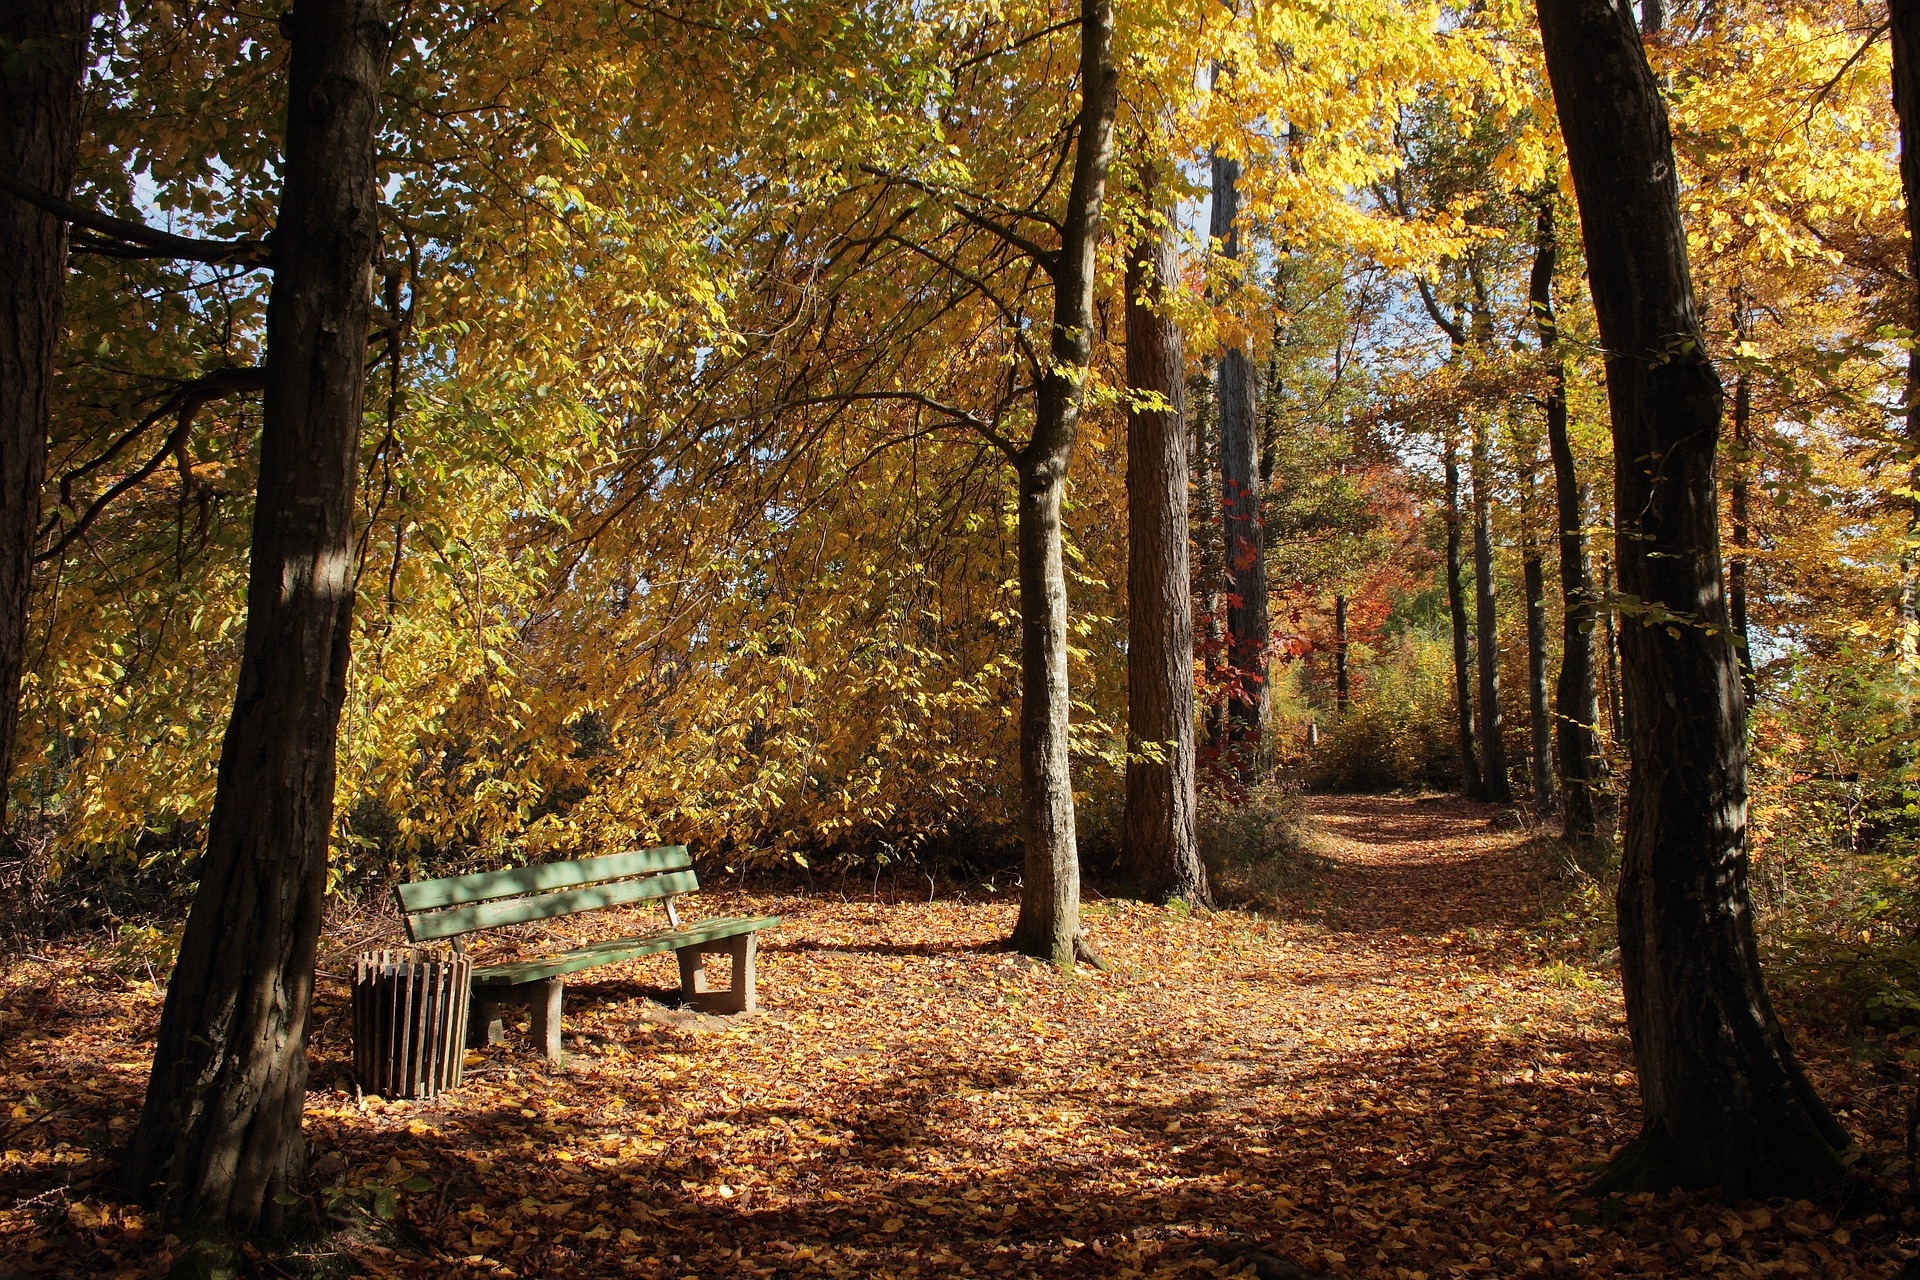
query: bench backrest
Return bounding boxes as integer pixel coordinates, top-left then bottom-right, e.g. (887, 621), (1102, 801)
(397, 846), (697, 942)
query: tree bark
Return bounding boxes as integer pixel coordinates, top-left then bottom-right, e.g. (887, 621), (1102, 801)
(1445, 440), (1484, 799)
(1888, 1), (1920, 667)
(0, 0), (89, 836)
(1210, 147), (1269, 764)
(1538, 0), (1849, 1196)
(1121, 165), (1207, 908)
(1192, 376), (1230, 749)
(1728, 366), (1757, 706)
(1471, 417), (1511, 802)
(121, 0), (389, 1237)
(1333, 593), (1350, 715)
(1522, 466), (1553, 805)
(1009, 0), (1115, 967)
(1530, 196), (1602, 839)
(1602, 553), (1625, 745)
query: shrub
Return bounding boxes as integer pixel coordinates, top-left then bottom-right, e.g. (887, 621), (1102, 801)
(1306, 627), (1458, 793)
(1198, 780), (1328, 911)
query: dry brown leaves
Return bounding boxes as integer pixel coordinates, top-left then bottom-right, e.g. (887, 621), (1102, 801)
(3, 796), (1917, 1278)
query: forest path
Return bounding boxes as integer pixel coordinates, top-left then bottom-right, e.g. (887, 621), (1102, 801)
(1305, 793), (1560, 936)
(3, 794), (1910, 1277)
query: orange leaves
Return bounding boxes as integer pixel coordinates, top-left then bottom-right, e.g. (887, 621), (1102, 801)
(5, 795), (1920, 1275)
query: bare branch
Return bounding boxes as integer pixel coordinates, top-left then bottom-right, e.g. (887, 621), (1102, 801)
(863, 165), (1060, 274)
(0, 174), (273, 268)
(1414, 276), (1468, 347)
(39, 367), (267, 560)
(950, 16), (1080, 73)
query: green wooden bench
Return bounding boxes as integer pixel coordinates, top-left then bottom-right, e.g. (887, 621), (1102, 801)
(396, 846), (778, 1062)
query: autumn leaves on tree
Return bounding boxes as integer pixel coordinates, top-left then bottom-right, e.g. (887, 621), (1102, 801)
(1, 0), (1906, 1248)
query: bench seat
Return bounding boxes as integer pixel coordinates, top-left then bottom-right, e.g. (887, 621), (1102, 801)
(472, 914), (781, 987)
(395, 844), (779, 1063)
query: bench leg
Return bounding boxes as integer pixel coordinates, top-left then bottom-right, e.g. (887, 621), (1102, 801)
(528, 977), (564, 1063)
(469, 990), (506, 1048)
(677, 933), (756, 1015)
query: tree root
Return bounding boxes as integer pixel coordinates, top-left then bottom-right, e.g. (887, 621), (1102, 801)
(1588, 1125), (1850, 1201)
(1073, 934), (1109, 971)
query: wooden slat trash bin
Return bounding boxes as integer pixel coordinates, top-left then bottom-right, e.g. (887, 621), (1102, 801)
(351, 947), (471, 1100)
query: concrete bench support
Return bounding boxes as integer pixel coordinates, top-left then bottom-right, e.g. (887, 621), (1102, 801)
(678, 932), (756, 1014)
(468, 976), (565, 1063)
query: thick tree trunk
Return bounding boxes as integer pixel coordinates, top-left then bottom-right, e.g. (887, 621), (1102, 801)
(1539, 0), (1849, 1196)
(1889, 3), (1920, 666)
(1009, 0), (1114, 967)
(1471, 420), (1511, 802)
(1210, 149), (1269, 763)
(0, 0), (89, 836)
(121, 0), (389, 1239)
(1333, 594), (1350, 715)
(1728, 368), (1756, 706)
(1531, 197), (1602, 839)
(1522, 472), (1553, 805)
(1121, 168), (1206, 908)
(1445, 440), (1484, 799)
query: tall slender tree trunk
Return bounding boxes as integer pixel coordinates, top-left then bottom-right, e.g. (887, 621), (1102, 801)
(1445, 440), (1484, 799)
(1471, 418), (1511, 802)
(1009, 0), (1115, 967)
(0, 0), (89, 837)
(120, 0), (390, 1240)
(1888, 2), (1920, 669)
(1728, 363), (1757, 706)
(1522, 464), (1553, 804)
(1192, 376), (1230, 749)
(1121, 163), (1206, 908)
(1531, 196), (1602, 839)
(1333, 593), (1350, 715)
(1539, 0), (1848, 1196)
(1602, 554), (1625, 745)
(1210, 147), (1269, 764)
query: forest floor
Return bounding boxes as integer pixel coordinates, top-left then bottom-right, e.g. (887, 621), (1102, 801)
(3, 795), (1918, 1278)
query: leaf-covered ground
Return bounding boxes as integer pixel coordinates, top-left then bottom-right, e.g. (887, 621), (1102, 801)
(4, 796), (1918, 1277)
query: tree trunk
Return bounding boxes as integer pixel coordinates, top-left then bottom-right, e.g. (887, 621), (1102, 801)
(1210, 148), (1269, 764)
(1445, 440), (1484, 799)
(120, 0), (389, 1239)
(0, 0), (89, 837)
(1602, 554), (1625, 745)
(1538, 0), (1849, 1196)
(1471, 418), (1511, 802)
(1728, 367), (1756, 706)
(1193, 376), (1230, 750)
(1889, 2), (1920, 668)
(1531, 196), (1603, 840)
(1522, 467), (1553, 805)
(1121, 164), (1206, 908)
(1333, 593), (1350, 715)
(1009, 0), (1115, 967)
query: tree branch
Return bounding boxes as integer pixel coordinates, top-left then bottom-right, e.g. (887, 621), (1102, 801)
(0, 174), (273, 268)
(733, 390), (1019, 461)
(950, 17), (1081, 73)
(39, 368), (267, 561)
(863, 165), (1060, 274)
(1414, 276), (1468, 347)
(879, 230), (1044, 375)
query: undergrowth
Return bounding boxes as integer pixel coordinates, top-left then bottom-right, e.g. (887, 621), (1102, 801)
(1198, 780), (1330, 912)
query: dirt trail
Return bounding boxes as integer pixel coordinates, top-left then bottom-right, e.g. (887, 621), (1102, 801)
(2, 794), (1911, 1277)
(1308, 794), (1557, 936)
